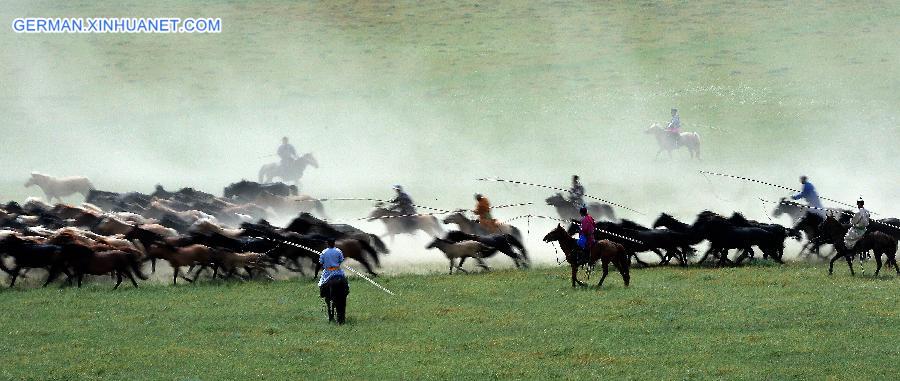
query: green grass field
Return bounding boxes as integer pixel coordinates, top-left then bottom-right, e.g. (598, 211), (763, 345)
(1, 264), (898, 380)
(3, 1), (900, 379)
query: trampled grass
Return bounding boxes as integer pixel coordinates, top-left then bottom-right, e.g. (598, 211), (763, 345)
(1, 263), (897, 380)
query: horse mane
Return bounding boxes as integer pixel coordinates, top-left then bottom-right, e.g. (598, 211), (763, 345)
(619, 219), (648, 231)
(729, 212), (751, 225)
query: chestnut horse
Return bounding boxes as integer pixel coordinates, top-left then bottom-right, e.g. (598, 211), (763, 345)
(543, 224), (630, 288)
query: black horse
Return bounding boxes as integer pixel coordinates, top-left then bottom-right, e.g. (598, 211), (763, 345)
(581, 220), (693, 266)
(320, 275), (349, 324)
(690, 211), (783, 265)
(0, 234), (67, 287)
(726, 213), (801, 262)
(223, 180), (298, 202)
(818, 215), (900, 276)
(793, 212), (828, 258)
(286, 213), (389, 254)
(444, 230), (529, 268)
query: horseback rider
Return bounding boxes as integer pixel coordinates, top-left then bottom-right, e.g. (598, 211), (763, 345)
(388, 185), (417, 230)
(569, 175), (585, 207)
(665, 108), (682, 146)
(790, 175), (825, 216)
(319, 238), (349, 325)
(843, 197), (870, 250)
(474, 193), (499, 233)
(277, 137), (299, 167)
(576, 207), (595, 264)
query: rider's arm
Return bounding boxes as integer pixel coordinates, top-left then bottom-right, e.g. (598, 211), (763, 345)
(791, 183), (810, 200)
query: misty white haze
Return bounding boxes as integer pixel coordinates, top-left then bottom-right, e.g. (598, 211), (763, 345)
(1, 2), (898, 269)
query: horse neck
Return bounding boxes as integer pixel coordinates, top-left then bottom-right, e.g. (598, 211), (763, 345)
(554, 233), (578, 257)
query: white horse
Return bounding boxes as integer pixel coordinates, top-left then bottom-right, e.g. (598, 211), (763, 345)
(258, 153), (318, 185)
(24, 172), (94, 203)
(644, 123), (701, 160)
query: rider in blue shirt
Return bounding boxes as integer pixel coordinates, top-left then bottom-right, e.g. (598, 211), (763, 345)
(318, 239), (349, 324)
(791, 175), (824, 216)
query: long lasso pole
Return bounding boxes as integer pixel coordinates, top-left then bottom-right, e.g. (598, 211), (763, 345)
(254, 236), (397, 296)
(476, 177), (645, 215)
(699, 170), (858, 210)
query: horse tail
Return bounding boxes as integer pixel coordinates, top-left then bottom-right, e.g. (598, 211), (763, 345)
(506, 234), (528, 260)
(368, 234), (389, 254)
(507, 225), (523, 242)
(357, 239), (381, 267)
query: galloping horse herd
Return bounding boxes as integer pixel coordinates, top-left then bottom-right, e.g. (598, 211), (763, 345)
(1, 172), (898, 291)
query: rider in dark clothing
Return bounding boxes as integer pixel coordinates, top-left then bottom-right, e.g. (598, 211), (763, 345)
(389, 185), (417, 230)
(277, 136), (298, 167)
(569, 175), (585, 208)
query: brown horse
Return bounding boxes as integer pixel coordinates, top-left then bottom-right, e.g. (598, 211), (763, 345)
(543, 224), (630, 288)
(819, 216), (899, 276)
(147, 243), (214, 285)
(54, 246), (147, 289)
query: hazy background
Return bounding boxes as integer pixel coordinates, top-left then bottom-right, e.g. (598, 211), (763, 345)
(1, 1), (898, 267)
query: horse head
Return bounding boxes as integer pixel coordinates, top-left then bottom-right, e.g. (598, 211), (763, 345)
(425, 237), (446, 249)
(542, 224), (566, 243)
(545, 193), (562, 204)
(652, 213), (673, 228)
(301, 153), (318, 168)
(442, 211), (469, 225)
(24, 172), (44, 188)
(644, 123), (663, 135)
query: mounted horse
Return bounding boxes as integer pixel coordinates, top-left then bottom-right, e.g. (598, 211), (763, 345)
(644, 123), (701, 160)
(442, 211), (522, 242)
(543, 224), (629, 288)
(818, 215), (899, 276)
(368, 204), (444, 242)
(258, 153), (318, 185)
(545, 193), (615, 221)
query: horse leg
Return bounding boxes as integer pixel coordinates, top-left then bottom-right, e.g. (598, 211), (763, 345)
(77, 273), (84, 288)
(113, 271), (123, 290)
(476, 258), (490, 271)
(619, 255), (631, 286)
(126, 270), (139, 288)
(357, 257), (377, 277)
(828, 251), (842, 274)
(448, 258), (454, 275)
(845, 254), (855, 276)
(873, 251), (884, 276)
(8, 268), (19, 287)
(651, 249), (667, 264)
(571, 265), (584, 287)
(596, 260), (610, 288)
(173, 267), (179, 285)
(151, 258), (157, 273)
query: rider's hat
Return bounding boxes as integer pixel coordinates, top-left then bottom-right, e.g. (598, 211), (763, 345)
(857, 196), (865, 205)
(393, 185), (403, 191)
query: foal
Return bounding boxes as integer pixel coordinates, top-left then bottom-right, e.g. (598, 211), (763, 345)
(426, 238), (492, 274)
